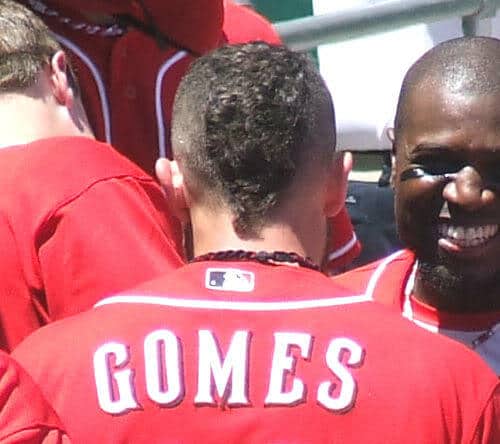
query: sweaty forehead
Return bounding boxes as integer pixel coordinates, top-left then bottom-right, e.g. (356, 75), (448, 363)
(397, 86), (500, 156)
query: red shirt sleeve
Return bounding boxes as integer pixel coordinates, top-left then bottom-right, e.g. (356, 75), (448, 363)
(37, 175), (184, 320)
(0, 351), (70, 443)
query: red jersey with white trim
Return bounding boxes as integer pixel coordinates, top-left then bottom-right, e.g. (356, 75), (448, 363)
(333, 249), (500, 375)
(0, 350), (70, 443)
(23, 0), (223, 174)
(13, 261), (500, 443)
(0, 136), (183, 351)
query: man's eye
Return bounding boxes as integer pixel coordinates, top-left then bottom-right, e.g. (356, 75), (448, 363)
(414, 159), (465, 176)
(422, 163), (459, 175)
(399, 162), (464, 182)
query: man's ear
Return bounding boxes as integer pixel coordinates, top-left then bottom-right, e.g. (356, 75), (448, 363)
(385, 128), (397, 189)
(324, 151), (352, 217)
(49, 51), (74, 107)
(386, 127), (395, 143)
(155, 158), (190, 223)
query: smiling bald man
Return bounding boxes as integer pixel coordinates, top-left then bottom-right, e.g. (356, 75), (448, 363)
(334, 36), (500, 375)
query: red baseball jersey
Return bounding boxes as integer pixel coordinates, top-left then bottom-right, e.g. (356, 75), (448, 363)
(333, 249), (500, 375)
(0, 350), (70, 443)
(13, 261), (500, 443)
(23, 0), (223, 175)
(0, 136), (183, 351)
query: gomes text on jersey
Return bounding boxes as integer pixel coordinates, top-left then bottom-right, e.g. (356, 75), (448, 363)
(93, 327), (364, 414)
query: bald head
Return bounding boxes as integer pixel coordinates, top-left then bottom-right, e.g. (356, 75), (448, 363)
(395, 36), (500, 135)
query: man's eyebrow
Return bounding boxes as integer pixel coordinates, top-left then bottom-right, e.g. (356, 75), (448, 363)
(413, 143), (500, 154)
(412, 143), (450, 153)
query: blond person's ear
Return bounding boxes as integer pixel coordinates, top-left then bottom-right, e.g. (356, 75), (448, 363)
(155, 158), (190, 223)
(49, 51), (74, 107)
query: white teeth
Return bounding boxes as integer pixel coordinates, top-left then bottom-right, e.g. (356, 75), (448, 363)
(437, 223), (498, 247)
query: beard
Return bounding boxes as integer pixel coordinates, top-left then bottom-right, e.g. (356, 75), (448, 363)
(417, 256), (500, 312)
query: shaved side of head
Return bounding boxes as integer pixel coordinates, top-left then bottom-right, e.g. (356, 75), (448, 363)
(172, 42), (335, 237)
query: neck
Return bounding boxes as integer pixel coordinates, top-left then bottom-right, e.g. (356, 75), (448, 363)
(0, 93), (94, 149)
(190, 206), (327, 265)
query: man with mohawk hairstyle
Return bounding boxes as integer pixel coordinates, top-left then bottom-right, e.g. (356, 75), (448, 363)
(334, 36), (500, 375)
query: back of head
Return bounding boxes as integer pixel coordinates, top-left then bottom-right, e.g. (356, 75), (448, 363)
(172, 42), (335, 237)
(0, 0), (61, 92)
(394, 36), (500, 136)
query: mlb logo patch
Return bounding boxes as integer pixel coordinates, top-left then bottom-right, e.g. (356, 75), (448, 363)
(206, 268), (255, 292)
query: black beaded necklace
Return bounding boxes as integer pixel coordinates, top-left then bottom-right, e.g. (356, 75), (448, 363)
(191, 250), (320, 272)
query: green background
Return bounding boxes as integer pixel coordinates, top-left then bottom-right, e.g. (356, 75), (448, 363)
(252, 0), (313, 21)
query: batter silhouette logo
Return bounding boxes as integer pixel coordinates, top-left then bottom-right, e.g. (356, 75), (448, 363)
(205, 268), (255, 292)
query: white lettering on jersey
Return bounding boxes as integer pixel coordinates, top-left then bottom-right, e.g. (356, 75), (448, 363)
(195, 330), (250, 406)
(265, 332), (312, 406)
(93, 342), (139, 414)
(144, 329), (184, 406)
(317, 337), (364, 412)
(92, 330), (364, 414)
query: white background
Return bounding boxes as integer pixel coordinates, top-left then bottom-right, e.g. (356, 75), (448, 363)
(313, 0), (500, 151)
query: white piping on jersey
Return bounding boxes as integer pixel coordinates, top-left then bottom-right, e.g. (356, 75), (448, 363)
(95, 293), (371, 311)
(54, 33), (112, 144)
(365, 249), (406, 300)
(402, 260), (439, 333)
(411, 318), (439, 333)
(327, 232), (358, 262)
(402, 259), (417, 320)
(364, 250), (438, 332)
(155, 51), (189, 158)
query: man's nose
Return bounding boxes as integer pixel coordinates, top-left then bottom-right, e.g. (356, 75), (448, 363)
(442, 166), (495, 211)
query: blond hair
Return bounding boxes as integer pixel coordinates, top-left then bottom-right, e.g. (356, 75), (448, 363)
(0, 0), (61, 91)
